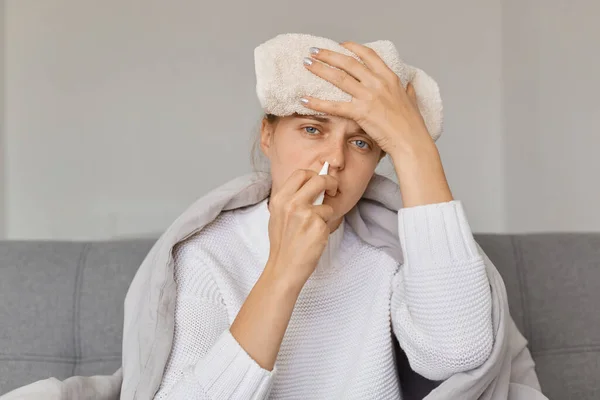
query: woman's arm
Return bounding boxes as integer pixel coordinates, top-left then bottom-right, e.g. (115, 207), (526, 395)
(230, 261), (304, 372)
(230, 169), (341, 373)
(390, 200), (494, 381)
(388, 143), (494, 381)
(154, 243), (302, 399)
(297, 39), (494, 381)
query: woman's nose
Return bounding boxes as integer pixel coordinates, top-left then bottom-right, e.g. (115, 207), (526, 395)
(324, 147), (345, 170)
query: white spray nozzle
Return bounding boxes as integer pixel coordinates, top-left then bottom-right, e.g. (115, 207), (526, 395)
(312, 161), (330, 205)
(318, 161), (330, 175)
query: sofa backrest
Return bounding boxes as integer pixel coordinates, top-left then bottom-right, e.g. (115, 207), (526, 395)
(476, 233), (600, 399)
(1, 233), (599, 398)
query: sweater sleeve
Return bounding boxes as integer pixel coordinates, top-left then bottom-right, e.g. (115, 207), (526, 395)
(153, 241), (276, 399)
(390, 200), (494, 381)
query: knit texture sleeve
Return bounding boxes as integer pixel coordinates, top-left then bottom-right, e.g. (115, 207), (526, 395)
(390, 200), (494, 381)
(153, 240), (276, 399)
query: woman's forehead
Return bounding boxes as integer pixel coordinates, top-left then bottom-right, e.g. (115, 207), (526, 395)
(290, 113), (358, 126)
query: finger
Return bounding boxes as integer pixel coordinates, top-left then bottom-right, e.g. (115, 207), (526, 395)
(308, 47), (379, 88)
(304, 55), (369, 99)
(340, 41), (397, 82)
(295, 174), (339, 205)
(312, 203), (335, 222)
(277, 169), (317, 200)
(300, 96), (355, 120)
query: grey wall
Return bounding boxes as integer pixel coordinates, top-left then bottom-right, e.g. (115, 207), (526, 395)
(503, 0), (600, 232)
(2, 0), (598, 240)
(0, 1), (5, 239)
(3, 0), (505, 239)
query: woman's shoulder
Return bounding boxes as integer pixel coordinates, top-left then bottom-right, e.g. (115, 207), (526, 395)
(170, 209), (248, 294)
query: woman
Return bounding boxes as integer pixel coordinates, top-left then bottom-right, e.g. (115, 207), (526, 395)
(150, 41), (531, 399)
(2, 37), (546, 400)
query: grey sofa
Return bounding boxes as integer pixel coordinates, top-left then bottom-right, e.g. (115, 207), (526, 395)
(1, 234), (599, 399)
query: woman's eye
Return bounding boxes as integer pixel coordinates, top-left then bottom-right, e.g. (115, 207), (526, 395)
(304, 126), (321, 135)
(353, 140), (371, 150)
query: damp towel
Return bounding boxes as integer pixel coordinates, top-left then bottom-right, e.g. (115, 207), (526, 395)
(254, 33), (444, 141)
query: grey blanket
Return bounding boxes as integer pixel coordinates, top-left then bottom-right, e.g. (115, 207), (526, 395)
(1, 172), (548, 400)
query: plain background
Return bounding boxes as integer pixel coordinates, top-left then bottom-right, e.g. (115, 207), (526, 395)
(0, 0), (598, 240)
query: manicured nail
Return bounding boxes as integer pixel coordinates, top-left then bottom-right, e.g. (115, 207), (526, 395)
(309, 47), (320, 55)
(303, 57), (313, 66)
(300, 97), (309, 104)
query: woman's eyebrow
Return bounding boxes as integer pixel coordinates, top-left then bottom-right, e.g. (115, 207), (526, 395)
(296, 115), (370, 137)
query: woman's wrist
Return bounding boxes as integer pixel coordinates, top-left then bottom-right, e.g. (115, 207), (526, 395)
(389, 141), (454, 208)
(262, 259), (306, 298)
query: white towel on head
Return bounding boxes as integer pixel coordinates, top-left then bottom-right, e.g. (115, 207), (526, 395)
(254, 33), (444, 141)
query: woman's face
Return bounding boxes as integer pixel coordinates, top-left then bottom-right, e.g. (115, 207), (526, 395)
(260, 113), (385, 229)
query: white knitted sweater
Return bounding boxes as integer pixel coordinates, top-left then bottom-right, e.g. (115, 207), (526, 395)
(154, 198), (493, 399)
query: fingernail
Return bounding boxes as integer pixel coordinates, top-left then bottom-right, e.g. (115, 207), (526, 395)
(303, 57), (313, 66)
(309, 47), (320, 55)
(300, 97), (309, 104)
